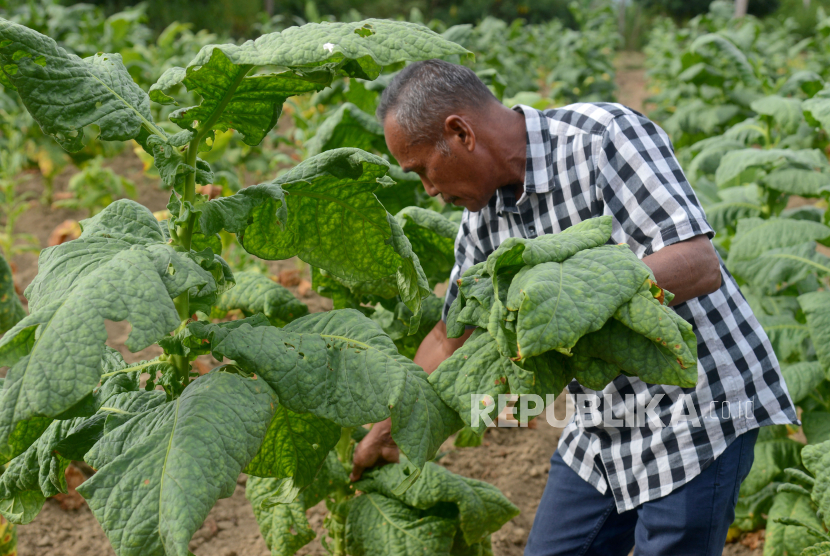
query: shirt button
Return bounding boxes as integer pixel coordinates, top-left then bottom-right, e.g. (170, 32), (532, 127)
(527, 225), (536, 237)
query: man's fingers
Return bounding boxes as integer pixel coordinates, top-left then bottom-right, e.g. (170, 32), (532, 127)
(350, 443), (376, 482)
(381, 445), (400, 464)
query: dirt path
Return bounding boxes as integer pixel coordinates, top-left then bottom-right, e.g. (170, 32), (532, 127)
(615, 51), (649, 114)
(10, 147), (763, 555)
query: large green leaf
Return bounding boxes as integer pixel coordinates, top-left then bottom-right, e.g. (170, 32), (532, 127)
(803, 412), (830, 445)
(192, 309), (462, 471)
(0, 349), (154, 525)
(0, 18), (163, 151)
(758, 315), (811, 363)
(484, 215), (613, 286)
(210, 271), (308, 326)
(306, 102), (388, 157)
(715, 149), (828, 188)
(355, 460), (519, 545)
(0, 253), (24, 335)
(781, 362), (826, 405)
(612, 283), (697, 369)
(741, 426), (803, 497)
(150, 19), (470, 144)
(765, 491), (824, 556)
(733, 482), (779, 532)
(198, 148), (430, 323)
(510, 245), (651, 359)
(571, 317), (698, 389)
(803, 542), (830, 556)
(800, 291), (830, 373)
(395, 206), (458, 288)
(346, 492), (458, 556)
(428, 330), (514, 434)
(762, 168), (830, 197)
(726, 218), (830, 272)
(802, 440), (830, 528)
(732, 242), (830, 294)
(246, 477), (315, 556)
(690, 34), (757, 86)
(159, 57), (328, 147)
(0, 248), (180, 464)
(77, 371), (276, 556)
(185, 20), (469, 80)
(699, 184), (763, 232)
(244, 404), (340, 487)
(688, 138), (746, 178)
(804, 97), (830, 131)
(24, 200), (217, 313)
(750, 95), (803, 134)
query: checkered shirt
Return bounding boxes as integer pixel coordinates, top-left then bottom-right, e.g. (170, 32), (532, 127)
(442, 103), (799, 512)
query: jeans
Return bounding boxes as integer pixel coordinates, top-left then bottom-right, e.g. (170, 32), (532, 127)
(524, 428), (759, 556)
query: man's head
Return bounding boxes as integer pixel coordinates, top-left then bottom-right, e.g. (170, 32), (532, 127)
(378, 59), (526, 212)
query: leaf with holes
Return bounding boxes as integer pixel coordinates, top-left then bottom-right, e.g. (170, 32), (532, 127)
(198, 148), (430, 325)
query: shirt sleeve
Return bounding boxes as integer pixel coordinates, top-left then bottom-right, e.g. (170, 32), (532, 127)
(442, 211), (489, 321)
(596, 113), (714, 258)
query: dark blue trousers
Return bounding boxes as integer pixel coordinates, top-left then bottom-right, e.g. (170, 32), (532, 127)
(524, 428), (759, 556)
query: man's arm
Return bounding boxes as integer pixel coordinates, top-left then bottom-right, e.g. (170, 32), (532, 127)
(349, 322), (474, 480)
(642, 235), (721, 305)
(350, 235), (720, 480)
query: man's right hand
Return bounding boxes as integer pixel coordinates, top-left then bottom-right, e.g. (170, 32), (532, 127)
(348, 321), (475, 481)
(350, 418), (398, 481)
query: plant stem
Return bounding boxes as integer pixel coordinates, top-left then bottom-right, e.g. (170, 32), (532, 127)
(328, 428), (355, 556)
(170, 141), (199, 388)
(168, 66), (252, 389)
(336, 427), (355, 470)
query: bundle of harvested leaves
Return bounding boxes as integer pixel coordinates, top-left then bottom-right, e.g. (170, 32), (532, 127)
(432, 216), (699, 431)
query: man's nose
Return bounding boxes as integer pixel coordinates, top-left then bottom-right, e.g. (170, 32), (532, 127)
(421, 178), (439, 197)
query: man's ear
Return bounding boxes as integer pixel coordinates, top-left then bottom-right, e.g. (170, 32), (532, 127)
(444, 115), (476, 152)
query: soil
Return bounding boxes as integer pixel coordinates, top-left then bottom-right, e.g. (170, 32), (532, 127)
(9, 135), (762, 556)
(614, 51), (650, 115)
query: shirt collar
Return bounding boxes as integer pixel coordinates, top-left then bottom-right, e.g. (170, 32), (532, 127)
(494, 104), (555, 216)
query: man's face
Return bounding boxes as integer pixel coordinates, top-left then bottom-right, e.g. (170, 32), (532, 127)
(383, 114), (504, 212)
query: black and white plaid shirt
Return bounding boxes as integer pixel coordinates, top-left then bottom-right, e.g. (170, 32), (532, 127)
(443, 103), (799, 512)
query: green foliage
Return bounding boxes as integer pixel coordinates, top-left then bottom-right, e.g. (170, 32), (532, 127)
(433, 216), (698, 431)
(649, 9), (830, 542)
(190, 309), (463, 470)
(248, 451), (517, 556)
(0, 253), (24, 335)
(77, 371), (275, 556)
(764, 440), (830, 556)
(0, 15), (518, 556)
(210, 271), (309, 326)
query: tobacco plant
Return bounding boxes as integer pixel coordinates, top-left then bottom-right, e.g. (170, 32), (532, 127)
(0, 16), (493, 556)
(681, 62), (830, 552)
(248, 426), (519, 556)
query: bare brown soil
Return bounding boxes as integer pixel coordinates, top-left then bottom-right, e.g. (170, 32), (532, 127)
(9, 150), (762, 556)
(615, 51), (650, 114)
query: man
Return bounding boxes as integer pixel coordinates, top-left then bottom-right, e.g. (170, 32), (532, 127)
(351, 59), (798, 555)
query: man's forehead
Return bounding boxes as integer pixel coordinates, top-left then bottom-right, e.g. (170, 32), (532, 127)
(383, 117), (430, 169)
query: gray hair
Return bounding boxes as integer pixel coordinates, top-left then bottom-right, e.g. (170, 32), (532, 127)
(376, 59), (498, 151)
